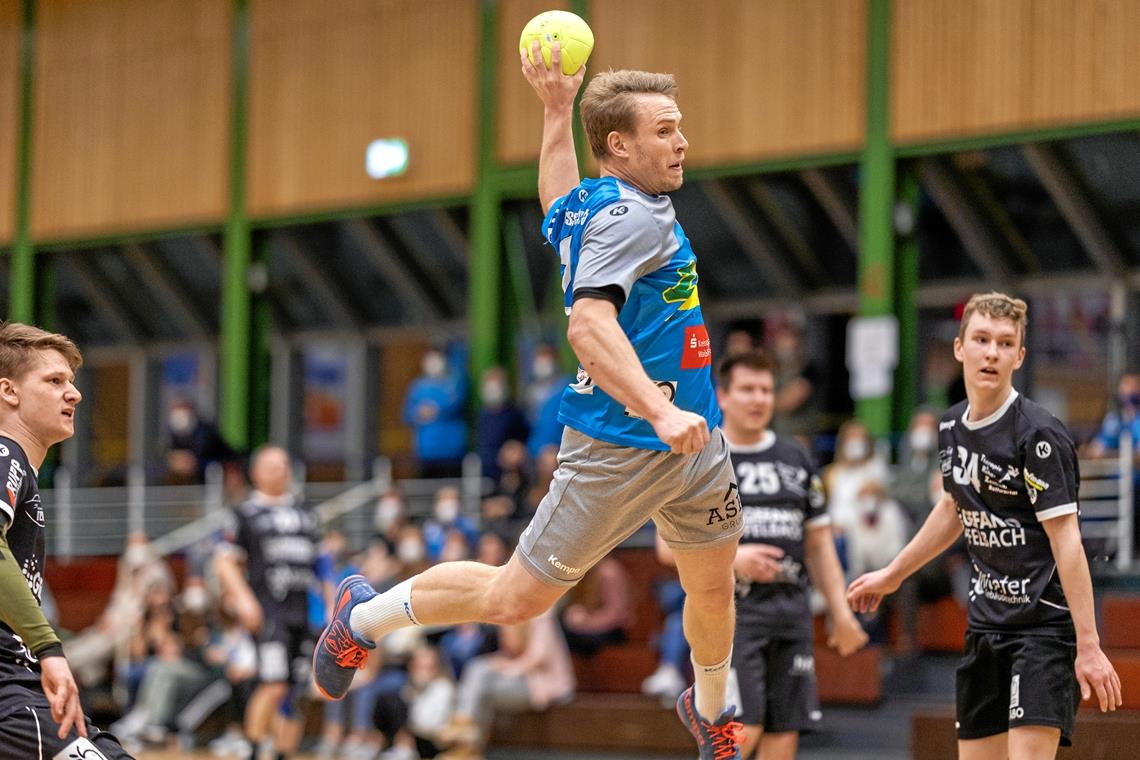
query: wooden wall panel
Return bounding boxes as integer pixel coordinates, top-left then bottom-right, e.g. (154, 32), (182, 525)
(248, 0), (477, 217)
(31, 0), (231, 240)
(496, 0), (572, 166)
(567, 0), (866, 168)
(0, 1), (22, 245)
(893, 0), (1140, 143)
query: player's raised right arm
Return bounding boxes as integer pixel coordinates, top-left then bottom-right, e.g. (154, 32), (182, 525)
(521, 41), (585, 213)
(847, 492), (962, 613)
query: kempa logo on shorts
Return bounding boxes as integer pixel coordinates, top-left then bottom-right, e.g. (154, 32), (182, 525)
(53, 736), (110, 759)
(1009, 673), (1024, 719)
(548, 555), (582, 575)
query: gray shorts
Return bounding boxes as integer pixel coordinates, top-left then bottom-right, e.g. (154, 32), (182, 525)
(516, 426), (742, 587)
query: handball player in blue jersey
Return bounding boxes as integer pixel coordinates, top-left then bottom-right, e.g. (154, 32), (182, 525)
(848, 293), (1121, 760)
(313, 43), (744, 758)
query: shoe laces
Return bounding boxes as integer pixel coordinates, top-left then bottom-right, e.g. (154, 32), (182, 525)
(324, 620), (370, 669)
(708, 719), (743, 759)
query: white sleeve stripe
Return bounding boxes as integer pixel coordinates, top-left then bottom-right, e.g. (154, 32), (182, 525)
(1037, 502), (1079, 521)
(1039, 598), (1070, 612)
(805, 515), (833, 528)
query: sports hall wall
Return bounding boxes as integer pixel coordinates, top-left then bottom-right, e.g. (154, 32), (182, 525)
(5, 0), (1140, 242)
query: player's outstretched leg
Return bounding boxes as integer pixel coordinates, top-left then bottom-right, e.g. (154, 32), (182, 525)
(676, 685), (743, 759)
(312, 575), (378, 700)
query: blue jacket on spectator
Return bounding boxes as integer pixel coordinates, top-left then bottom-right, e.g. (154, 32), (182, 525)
(403, 373), (468, 463)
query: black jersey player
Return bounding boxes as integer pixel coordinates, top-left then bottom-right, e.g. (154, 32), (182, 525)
(662, 350), (868, 760)
(0, 322), (133, 759)
(849, 293), (1122, 759)
(215, 445), (319, 760)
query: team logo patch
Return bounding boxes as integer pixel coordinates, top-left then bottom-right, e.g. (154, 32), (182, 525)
(1035, 441), (1052, 459)
(662, 260), (700, 310)
(680, 325), (712, 369)
(609, 204), (629, 216)
(53, 737), (109, 759)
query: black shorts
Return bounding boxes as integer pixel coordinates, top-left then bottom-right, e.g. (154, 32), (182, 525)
(257, 620), (313, 686)
(0, 663), (133, 759)
(732, 633), (820, 733)
(956, 631), (1079, 747)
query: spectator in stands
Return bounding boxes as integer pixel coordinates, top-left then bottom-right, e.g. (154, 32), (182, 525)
(475, 366), (530, 482)
(360, 534), (404, 594)
(845, 481), (909, 645)
(559, 556), (631, 656)
(163, 397), (237, 484)
(186, 600), (257, 758)
(480, 441), (533, 535)
(403, 348), (468, 479)
(369, 643), (457, 760)
(439, 609), (575, 757)
(723, 326), (757, 356)
(438, 532), (509, 680)
(892, 406), (942, 528)
(825, 419), (889, 565)
(66, 532), (174, 690)
(525, 345), (568, 458)
(768, 320), (821, 439)
(1085, 372), (1140, 463)
(373, 489), (409, 542)
(423, 487), (480, 563)
(640, 570), (689, 706)
(394, 524), (431, 580)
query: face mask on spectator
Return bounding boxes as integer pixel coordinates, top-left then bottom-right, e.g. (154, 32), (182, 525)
(533, 355), (556, 381)
(434, 498), (460, 524)
(909, 426), (936, 453)
(125, 546), (151, 569)
(182, 586), (210, 614)
(169, 408), (195, 434)
(397, 538), (425, 564)
(1120, 392), (1140, 409)
(376, 498), (403, 531)
(422, 352), (446, 378)
(842, 438), (868, 462)
(482, 380), (507, 407)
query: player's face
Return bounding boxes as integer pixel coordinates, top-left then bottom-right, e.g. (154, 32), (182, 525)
(718, 365), (775, 435)
(624, 94), (688, 194)
(953, 313), (1025, 394)
(6, 349), (81, 447)
(252, 447), (292, 497)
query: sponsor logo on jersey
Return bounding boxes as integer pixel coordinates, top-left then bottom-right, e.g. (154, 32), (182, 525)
(1035, 441), (1052, 459)
(959, 509), (1026, 548)
(623, 380), (677, 419)
(5, 457), (24, 509)
(940, 446), (954, 475)
(742, 506), (804, 541)
(608, 204), (629, 216)
(563, 209), (589, 227)
(570, 366), (595, 395)
(970, 565), (1031, 606)
(680, 325), (712, 369)
(547, 554), (582, 576)
(939, 419), (956, 431)
(662, 260), (700, 311)
(1023, 468), (1050, 505)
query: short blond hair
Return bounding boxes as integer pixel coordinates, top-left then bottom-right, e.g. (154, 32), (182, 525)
(958, 292), (1028, 346)
(579, 70), (678, 159)
(0, 322), (82, 380)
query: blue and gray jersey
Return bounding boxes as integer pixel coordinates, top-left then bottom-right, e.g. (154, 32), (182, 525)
(542, 176), (720, 451)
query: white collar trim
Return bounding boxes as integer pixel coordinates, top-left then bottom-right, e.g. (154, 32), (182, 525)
(725, 430), (777, 453)
(962, 389), (1019, 431)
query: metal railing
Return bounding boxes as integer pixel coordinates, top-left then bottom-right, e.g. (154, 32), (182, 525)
(1078, 430), (1134, 571)
(45, 452), (492, 560)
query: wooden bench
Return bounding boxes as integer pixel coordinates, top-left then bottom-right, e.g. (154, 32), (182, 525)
(1102, 594), (1140, 650)
(912, 705), (1140, 759)
(916, 597), (967, 653)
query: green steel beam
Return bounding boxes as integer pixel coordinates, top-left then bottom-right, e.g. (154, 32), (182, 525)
(249, 231), (272, 448)
(220, 0), (252, 450)
(248, 195), (470, 230)
(34, 254), (55, 332)
(10, 0), (36, 323)
(895, 169), (919, 431)
(894, 117), (1140, 159)
(470, 0), (504, 388)
(856, 0), (894, 438)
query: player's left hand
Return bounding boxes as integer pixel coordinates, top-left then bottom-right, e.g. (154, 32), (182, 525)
(40, 655), (86, 739)
(1076, 643), (1123, 712)
(827, 614), (869, 657)
(520, 40), (585, 111)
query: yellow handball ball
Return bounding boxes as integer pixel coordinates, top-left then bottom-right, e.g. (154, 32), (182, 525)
(519, 10), (594, 76)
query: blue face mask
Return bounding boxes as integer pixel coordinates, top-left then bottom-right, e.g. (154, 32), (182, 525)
(1121, 393), (1140, 409)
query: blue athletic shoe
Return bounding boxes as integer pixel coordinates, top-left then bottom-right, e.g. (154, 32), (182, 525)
(312, 574), (377, 700)
(675, 684), (743, 759)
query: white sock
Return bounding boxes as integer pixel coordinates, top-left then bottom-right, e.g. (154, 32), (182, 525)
(348, 577), (421, 641)
(692, 651), (731, 723)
